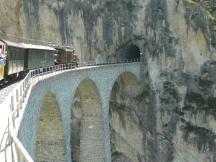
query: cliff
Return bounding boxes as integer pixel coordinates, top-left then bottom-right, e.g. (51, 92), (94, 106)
(0, 0), (216, 161)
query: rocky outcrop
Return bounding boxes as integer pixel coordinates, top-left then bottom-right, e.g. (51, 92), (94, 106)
(1, 0), (216, 161)
(109, 71), (156, 162)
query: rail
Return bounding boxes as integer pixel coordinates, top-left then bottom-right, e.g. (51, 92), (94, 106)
(0, 58), (140, 162)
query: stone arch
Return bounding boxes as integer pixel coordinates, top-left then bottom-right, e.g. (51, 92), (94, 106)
(36, 91), (67, 162)
(71, 78), (105, 162)
(109, 72), (145, 162)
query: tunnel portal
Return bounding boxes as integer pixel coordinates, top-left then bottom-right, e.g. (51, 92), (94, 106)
(125, 44), (140, 60)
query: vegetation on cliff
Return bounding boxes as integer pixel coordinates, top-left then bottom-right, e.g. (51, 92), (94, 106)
(184, 0), (216, 47)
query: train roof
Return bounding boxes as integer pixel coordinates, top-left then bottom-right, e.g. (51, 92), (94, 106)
(1, 39), (26, 48)
(0, 40), (5, 45)
(52, 45), (74, 50)
(22, 43), (56, 51)
(0, 39), (56, 50)
(65, 48), (74, 52)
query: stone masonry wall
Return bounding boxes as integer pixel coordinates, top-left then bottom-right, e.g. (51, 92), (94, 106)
(17, 63), (140, 162)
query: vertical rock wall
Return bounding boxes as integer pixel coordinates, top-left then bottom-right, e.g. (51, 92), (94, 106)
(1, 0), (216, 161)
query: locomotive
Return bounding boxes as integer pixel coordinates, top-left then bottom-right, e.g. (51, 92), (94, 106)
(0, 39), (79, 89)
(53, 45), (79, 65)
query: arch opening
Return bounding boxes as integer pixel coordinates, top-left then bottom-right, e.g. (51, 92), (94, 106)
(36, 91), (66, 162)
(71, 79), (105, 162)
(109, 72), (144, 162)
(125, 44), (140, 60)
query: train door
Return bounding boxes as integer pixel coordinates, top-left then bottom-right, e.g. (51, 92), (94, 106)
(0, 41), (6, 80)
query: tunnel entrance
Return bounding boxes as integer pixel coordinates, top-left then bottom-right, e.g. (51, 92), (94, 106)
(125, 44), (140, 60)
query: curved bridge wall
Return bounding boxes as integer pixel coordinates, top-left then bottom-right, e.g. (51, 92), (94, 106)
(18, 63), (141, 162)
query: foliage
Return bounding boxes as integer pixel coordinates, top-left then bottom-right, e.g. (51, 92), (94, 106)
(184, 0), (216, 47)
(182, 121), (216, 151)
(186, 92), (205, 105)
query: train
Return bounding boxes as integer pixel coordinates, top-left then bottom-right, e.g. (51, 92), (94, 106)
(53, 45), (79, 65)
(0, 39), (79, 89)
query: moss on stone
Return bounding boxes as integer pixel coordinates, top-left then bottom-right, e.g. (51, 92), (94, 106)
(174, 107), (185, 116)
(182, 105), (194, 111)
(144, 0), (178, 57)
(207, 97), (216, 108)
(126, 2), (136, 11)
(186, 92), (205, 105)
(183, 122), (216, 151)
(135, 86), (150, 102)
(198, 77), (213, 88)
(210, 61), (216, 65)
(163, 81), (179, 101)
(204, 97), (216, 117)
(184, 0), (196, 4)
(110, 102), (139, 130)
(183, 0), (216, 48)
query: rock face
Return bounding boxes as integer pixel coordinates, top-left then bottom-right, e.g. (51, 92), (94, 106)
(1, 0), (216, 161)
(109, 72), (146, 162)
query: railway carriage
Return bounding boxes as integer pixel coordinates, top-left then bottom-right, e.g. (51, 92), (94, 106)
(0, 41), (6, 80)
(0, 59), (4, 80)
(23, 43), (55, 69)
(0, 40), (56, 87)
(0, 40), (26, 81)
(0, 39), (79, 89)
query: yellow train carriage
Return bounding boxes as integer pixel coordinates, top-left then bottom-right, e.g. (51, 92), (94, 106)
(0, 41), (6, 80)
(0, 60), (4, 80)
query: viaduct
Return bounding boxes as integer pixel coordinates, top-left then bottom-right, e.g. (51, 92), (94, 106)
(0, 62), (141, 162)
